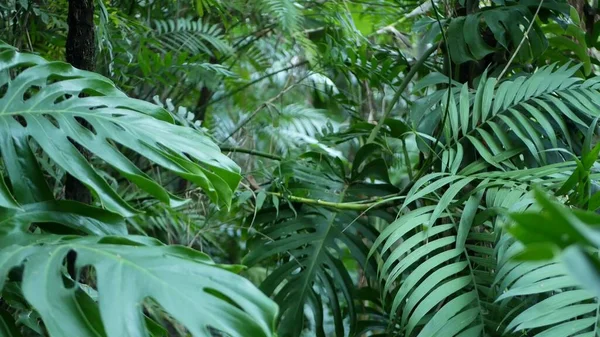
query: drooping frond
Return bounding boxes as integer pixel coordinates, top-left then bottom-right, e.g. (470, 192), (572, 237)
(418, 64), (600, 170)
(496, 240), (600, 336)
(258, 104), (335, 155)
(372, 188), (527, 336)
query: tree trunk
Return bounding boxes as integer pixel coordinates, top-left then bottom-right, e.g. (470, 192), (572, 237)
(65, 0), (95, 204)
(66, 0), (95, 71)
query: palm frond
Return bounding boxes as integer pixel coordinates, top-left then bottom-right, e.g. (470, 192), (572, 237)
(243, 156), (381, 337)
(419, 64), (599, 170)
(371, 161), (583, 336)
(498, 191), (600, 336)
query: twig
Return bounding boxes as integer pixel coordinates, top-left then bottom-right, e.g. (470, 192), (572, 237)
(220, 147), (282, 160)
(497, 0), (544, 81)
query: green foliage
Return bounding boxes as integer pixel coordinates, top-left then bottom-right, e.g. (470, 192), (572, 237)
(6, 0), (600, 336)
(149, 18), (232, 57)
(506, 190), (600, 335)
(244, 155), (384, 337)
(256, 0), (302, 33)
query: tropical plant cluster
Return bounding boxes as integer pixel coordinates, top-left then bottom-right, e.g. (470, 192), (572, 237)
(2, 0), (600, 336)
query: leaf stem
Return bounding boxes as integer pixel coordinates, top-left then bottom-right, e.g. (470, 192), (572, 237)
(366, 43), (439, 144)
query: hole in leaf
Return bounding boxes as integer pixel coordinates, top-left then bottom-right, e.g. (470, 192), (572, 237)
(22, 85), (41, 101)
(78, 88), (104, 98)
(63, 250), (78, 288)
(0, 83), (7, 99)
(89, 105), (108, 111)
(74, 117), (97, 135)
(77, 265), (97, 291)
(42, 114), (59, 128)
(12, 115), (27, 127)
(34, 218), (87, 236)
(46, 76), (61, 86)
(111, 121), (126, 132)
(7, 265), (24, 283)
(143, 298), (190, 336)
(204, 288), (243, 311)
(53, 94), (73, 105)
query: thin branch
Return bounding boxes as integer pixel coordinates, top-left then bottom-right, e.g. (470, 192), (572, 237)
(220, 147), (282, 160)
(497, 0), (544, 81)
(199, 60), (309, 110)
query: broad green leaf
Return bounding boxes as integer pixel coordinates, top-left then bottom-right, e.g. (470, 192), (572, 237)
(457, 191), (483, 250)
(391, 249), (463, 314)
(506, 290), (593, 332)
(534, 318), (596, 337)
(0, 47), (241, 214)
(463, 15), (496, 60)
(0, 240), (278, 337)
(447, 18), (475, 64)
(562, 246), (600, 298)
(402, 262), (469, 326)
(406, 276), (471, 336)
(428, 177), (476, 227)
(480, 77), (496, 123)
(417, 291), (477, 337)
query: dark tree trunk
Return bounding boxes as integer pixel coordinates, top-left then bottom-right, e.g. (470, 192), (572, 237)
(65, 0), (95, 204)
(66, 0), (95, 71)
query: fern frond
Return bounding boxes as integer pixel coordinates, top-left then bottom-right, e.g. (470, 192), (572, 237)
(258, 104), (333, 154)
(149, 18), (232, 56)
(371, 198), (491, 336)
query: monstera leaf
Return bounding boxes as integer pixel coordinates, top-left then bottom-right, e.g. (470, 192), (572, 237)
(0, 43), (277, 337)
(0, 42), (240, 215)
(0, 237), (278, 337)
